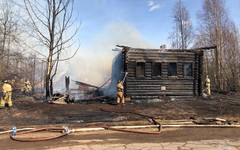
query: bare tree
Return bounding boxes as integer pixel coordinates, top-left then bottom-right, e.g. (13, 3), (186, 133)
(197, 0), (233, 91)
(24, 0), (80, 98)
(169, 0), (194, 49)
(222, 21), (240, 91)
(0, 0), (20, 80)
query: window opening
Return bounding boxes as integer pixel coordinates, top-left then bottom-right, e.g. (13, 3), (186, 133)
(136, 62), (145, 78)
(168, 63), (177, 76)
(183, 62), (192, 76)
(152, 63), (162, 77)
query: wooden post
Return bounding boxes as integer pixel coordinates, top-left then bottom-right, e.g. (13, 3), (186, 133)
(65, 76), (70, 94)
(198, 51), (203, 96)
(193, 53), (197, 96)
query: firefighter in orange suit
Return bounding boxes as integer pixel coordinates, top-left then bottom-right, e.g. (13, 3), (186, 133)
(205, 75), (211, 96)
(0, 80), (12, 108)
(117, 80), (125, 105)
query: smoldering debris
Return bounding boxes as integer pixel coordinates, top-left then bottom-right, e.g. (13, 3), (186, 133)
(191, 117), (239, 125)
(69, 80), (108, 102)
(49, 50), (124, 104)
(67, 52), (123, 103)
(48, 91), (75, 104)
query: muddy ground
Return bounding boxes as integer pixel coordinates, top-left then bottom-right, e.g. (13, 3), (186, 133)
(1, 92), (240, 149)
(0, 92), (240, 129)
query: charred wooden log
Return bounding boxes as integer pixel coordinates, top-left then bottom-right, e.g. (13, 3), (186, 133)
(118, 46), (214, 101)
(48, 91), (75, 104)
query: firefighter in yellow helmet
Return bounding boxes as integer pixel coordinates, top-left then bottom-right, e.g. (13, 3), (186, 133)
(24, 79), (31, 95)
(205, 75), (211, 96)
(0, 80), (13, 108)
(117, 80), (125, 105)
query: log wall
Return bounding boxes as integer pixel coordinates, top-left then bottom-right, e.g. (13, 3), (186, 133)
(122, 48), (204, 100)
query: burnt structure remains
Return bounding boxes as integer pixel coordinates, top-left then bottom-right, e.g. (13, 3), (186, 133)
(119, 45), (216, 100)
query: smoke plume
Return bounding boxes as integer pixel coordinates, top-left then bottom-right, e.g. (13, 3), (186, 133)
(54, 22), (157, 91)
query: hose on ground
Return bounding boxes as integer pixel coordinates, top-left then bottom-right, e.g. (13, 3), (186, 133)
(100, 106), (162, 126)
(10, 105), (162, 142)
(0, 128), (35, 135)
(99, 104), (162, 134)
(10, 124), (161, 142)
(103, 125), (161, 134)
(10, 127), (69, 142)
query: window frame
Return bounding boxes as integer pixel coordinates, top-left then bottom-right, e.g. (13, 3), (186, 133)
(183, 62), (193, 77)
(168, 62), (177, 77)
(136, 62), (145, 79)
(152, 62), (162, 78)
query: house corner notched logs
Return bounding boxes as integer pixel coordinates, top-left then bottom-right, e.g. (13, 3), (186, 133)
(119, 46), (208, 101)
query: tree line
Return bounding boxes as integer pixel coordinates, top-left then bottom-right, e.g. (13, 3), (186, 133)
(169, 0), (240, 92)
(0, 0), (79, 96)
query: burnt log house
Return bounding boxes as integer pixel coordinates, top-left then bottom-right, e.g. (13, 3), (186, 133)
(119, 46), (212, 101)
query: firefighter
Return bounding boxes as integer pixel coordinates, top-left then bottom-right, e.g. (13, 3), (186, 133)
(205, 75), (211, 96)
(117, 80), (125, 105)
(0, 80), (12, 108)
(24, 79), (31, 95)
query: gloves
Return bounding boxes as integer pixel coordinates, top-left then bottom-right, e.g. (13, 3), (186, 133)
(3, 91), (6, 97)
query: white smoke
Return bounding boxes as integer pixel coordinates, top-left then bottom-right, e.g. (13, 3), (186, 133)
(54, 22), (157, 90)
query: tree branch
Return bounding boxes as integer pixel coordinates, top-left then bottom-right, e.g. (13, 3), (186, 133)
(24, 0), (50, 42)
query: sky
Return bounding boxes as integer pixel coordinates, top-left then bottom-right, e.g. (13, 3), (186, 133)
(75, 0), (240, 48)
(55, 0), (240, 88)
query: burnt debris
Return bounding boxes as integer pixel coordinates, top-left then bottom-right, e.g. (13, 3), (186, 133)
(48, 91), (75, 104)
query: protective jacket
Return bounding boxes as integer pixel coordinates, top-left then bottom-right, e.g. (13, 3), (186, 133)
(117, 81), (124, 104)
(3, 83), (12, 92)
(205, 77), (211, 96)
(0, 83), (12, 107)
(117, 82), (123, 92)
(25, 80), (30, 85)
(24, 80), (31, 93)
(205, 77), (210, 86)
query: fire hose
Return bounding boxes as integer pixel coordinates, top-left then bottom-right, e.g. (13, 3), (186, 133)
(8, 124), (240, 142)
(9, 105), (162, 142)
(10, 127), (71, 142)
(10, 124), (161, 142)
(9, 125), (161, 142)
(101, 106), (161, 124)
